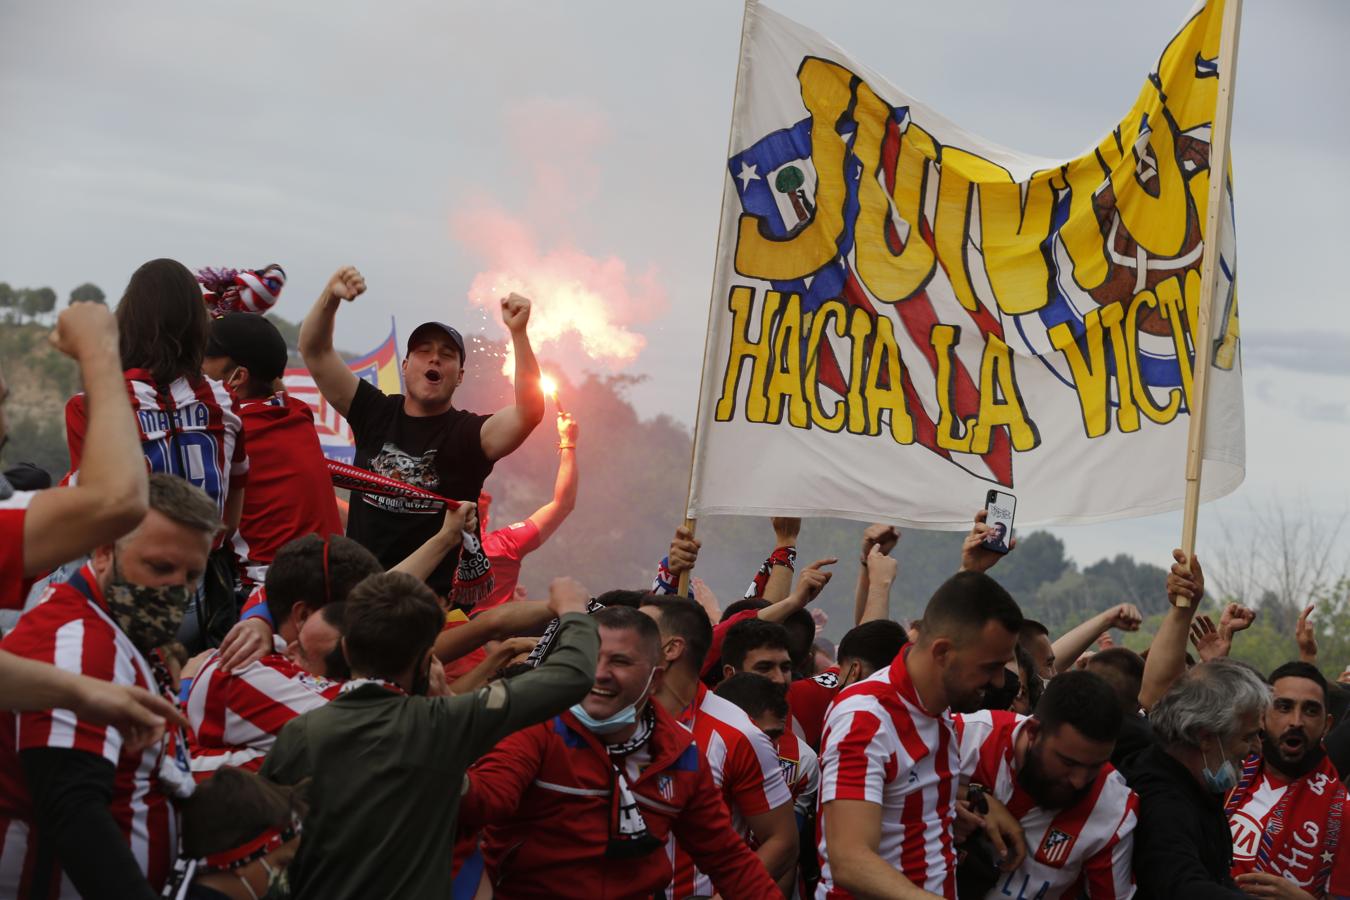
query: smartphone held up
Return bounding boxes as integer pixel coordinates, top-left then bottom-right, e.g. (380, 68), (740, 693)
(982, 491), (1016, 554)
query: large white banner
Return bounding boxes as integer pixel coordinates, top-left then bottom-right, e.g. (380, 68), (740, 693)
(688, 0), (1244, 529)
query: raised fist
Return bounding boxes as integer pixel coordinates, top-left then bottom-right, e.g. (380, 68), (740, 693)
(501, 292), (531, 333)
(556, 412), (578, 444)
(49, 302), (118, 362)
(325, 266), (366, 303)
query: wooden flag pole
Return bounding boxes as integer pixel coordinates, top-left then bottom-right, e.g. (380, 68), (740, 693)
(1177, 0), (1243, 607)
(677, 0), (758, 597)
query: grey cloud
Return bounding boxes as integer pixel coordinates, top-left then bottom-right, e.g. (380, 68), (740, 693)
(1244, 330), (1350, 376)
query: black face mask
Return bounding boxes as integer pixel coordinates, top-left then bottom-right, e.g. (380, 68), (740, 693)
(979, 668), (1021, 711)
(0, 470), (13, 501)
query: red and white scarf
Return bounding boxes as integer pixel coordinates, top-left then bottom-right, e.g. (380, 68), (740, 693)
(327, 459), (494, 608)
(1225, 751), (1345, 895)
(197, 264), (286, 317)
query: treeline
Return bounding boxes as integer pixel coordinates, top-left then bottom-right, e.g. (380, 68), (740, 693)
(0, 282), (107, 323)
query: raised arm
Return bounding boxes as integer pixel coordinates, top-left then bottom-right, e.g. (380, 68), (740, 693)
(762, 517), (801, 602)
(393, 498), (472, 583)
(1139, 550), (1204, 711)
(524, 412), (578, 543)
(853, 524), (900, 625)
(759, 558), (835, 625)
(297, 266), (365, 417)
(462, 578), (599, 758)
(480, 293), (545, 462)
(1052, 604), (1142, 673)
(434, 594), (556, 665)
(22, 304), (148, 575)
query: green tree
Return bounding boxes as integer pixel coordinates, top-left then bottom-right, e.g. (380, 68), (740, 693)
(69, 282), (106, 305)
(19, 287), (56, 322)
(0, 282), (14, 320)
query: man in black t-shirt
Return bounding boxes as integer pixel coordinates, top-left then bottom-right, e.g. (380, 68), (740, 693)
(298, 266), (545, 598)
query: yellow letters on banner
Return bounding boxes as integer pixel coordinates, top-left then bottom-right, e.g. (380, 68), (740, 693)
(766, 292), (810, 427)
(969, 334), (1040, 454)
(1126, 289), (1184, 424)
(718, 1), (1231, 456)
(734, 59), (851, 280)
(864, 315), (915, 444)
(804, 301), (848, 432)
(716, 286), (778, 423)
(978, 174), (1056, 315)
(851, 79), (937, 303)
(930, 324), (974, 452)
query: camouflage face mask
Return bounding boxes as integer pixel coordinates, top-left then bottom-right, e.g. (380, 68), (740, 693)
(105, 555), (189, 655)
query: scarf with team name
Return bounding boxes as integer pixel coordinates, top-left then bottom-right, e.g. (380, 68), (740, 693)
(1225, 751), (1344, 895)
(326, 459), (493, 608)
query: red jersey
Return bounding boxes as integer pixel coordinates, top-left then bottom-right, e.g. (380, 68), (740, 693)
(954, 710), (1139, 900)
(0, 489), (36, 609)
(789, 667), (841, 750)
(185, 647), (342, 781)
(0, 566), (178, 896)
(476, 519), (543, 612)
(230, 393), (343, 588)
(64, 371), (248, 516)
(669, 682), (792, 899)
(816, 648), (962, 900)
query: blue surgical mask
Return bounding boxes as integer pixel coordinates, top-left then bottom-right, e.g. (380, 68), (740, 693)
(570, 669), (655, 735)
(1201, 746), (1238, 794)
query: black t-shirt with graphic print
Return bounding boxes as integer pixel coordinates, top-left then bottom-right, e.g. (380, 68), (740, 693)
(344, 379), (493, 596)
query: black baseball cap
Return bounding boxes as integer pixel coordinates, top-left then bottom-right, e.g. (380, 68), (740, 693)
(205, 313), (289, 383)
(407, 321), (466, 362)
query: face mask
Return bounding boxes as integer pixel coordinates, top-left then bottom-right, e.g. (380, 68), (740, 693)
(104, 555), (189, 655)
(1201, 745), (1238, 794)
(571, 669), (656, 735)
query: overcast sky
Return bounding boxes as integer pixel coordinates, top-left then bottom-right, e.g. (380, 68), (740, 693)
(3, 0), (1347, 573)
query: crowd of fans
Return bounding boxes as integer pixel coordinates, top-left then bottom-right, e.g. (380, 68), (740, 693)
(0, 257), (1348, 899)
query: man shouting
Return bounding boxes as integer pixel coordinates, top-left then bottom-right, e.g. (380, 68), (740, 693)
(299, 266), (544, 603)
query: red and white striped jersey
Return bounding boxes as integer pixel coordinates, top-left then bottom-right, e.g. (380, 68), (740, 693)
(185, 649), (341, 781)
(0, 489), (36, 609)
(816, 649), (962, 900)
(64, 371), (248, 516)
(954, 710), (1139, 900)
(0, 565), (178, 896)
(778, 729), (821, 818)
(668, 682), (793, 899)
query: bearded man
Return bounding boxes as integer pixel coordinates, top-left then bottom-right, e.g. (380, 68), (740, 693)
(1224, 662), (1350, 900)
(955, 669), (1139, 900)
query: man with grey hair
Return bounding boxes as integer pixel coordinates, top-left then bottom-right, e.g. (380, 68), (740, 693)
(0, 473), (220, 900)
(1123, 656), (1270, 900)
